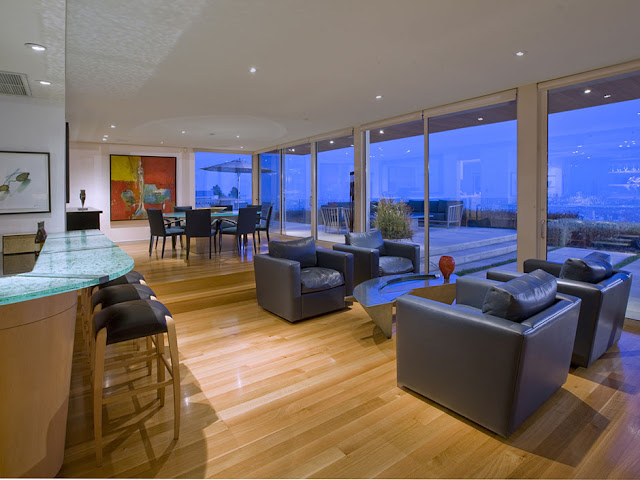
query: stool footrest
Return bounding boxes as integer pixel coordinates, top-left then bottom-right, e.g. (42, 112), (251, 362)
(102, 379), (174, 405)
(104, 351), (158, 371)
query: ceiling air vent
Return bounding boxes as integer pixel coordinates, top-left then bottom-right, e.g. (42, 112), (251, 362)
(0, 71), (31, 97)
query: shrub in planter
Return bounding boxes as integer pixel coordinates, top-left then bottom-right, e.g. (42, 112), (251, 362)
(373, 197), (414, 240)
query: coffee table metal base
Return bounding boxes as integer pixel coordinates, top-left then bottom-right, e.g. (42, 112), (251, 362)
(353, 273), (457, 338)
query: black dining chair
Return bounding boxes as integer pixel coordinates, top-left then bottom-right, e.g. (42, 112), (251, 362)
(256, 204), (273, 244)
(166, 205), (192, 228)
(219, 206), (259, 254)
(184, 209), (218, 259)
(147, 208), (185, 258)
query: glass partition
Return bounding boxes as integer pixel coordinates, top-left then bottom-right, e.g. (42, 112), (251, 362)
(368, 120), (425, 270)
(195, 152), (252, 209)
(283, 143), (312, 237)
(259, 149), (281, 233)
(547, 69), (640, 318)
(317, 135), (354, 242)
(428, 101), (517, 274)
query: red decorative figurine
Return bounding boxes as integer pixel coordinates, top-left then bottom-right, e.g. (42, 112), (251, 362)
(439, 255), (455, 282)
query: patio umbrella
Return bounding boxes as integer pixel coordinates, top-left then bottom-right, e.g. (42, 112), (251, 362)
(201, 158), (274, 201)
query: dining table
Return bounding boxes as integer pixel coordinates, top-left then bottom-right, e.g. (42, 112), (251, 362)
(162, 209), (260, 254)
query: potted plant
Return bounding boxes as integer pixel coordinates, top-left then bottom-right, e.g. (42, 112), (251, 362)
(373, 197), (414, 240)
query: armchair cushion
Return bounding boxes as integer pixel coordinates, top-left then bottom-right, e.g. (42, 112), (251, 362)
(345, 229), (386, 254)
(269, 236), (317, 267)
(379, 256), (414, 276)
(560, 252), (613, 283)
(300, 267), (344, 293)
(482, 269), (557, 322)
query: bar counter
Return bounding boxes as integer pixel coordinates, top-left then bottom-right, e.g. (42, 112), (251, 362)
(0, 230), (134, 476)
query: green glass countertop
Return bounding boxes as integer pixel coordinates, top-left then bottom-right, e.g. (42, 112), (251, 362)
(0, 230), (134, 306)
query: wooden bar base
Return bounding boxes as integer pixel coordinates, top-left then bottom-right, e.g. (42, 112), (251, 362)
(0, 291), (77, 477)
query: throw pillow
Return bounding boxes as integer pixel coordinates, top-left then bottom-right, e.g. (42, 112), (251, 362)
(268, 236), (317, 268)
(482, 269), (557, 322)
(345, 229), (385, 254)
(559, 252), (613, 283)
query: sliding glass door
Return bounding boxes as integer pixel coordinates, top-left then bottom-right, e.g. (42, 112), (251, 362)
(283, 143), (312, 237)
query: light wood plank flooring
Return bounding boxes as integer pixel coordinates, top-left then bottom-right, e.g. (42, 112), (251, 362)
(60, 237), (640, 478)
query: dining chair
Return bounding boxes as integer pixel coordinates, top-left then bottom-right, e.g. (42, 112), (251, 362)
(184, 209), (218, 259)
(147, 209), (185, 258)
(256, 204), (273, 243)
(166, 205), (192, 228)
(219, 206), (259, 254)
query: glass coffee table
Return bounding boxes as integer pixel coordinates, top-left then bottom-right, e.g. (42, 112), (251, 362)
(353, 273), (457, 338)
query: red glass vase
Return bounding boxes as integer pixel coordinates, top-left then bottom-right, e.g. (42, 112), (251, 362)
(439, 255), (455, 282)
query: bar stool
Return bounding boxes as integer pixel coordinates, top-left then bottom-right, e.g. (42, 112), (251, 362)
(98, 270), (147, 289)
(92, 299), (180, 465)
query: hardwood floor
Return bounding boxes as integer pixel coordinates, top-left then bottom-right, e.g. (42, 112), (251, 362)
(60, 237), (640, 478)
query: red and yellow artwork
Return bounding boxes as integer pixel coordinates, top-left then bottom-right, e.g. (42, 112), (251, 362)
(110, 155), (176, 221)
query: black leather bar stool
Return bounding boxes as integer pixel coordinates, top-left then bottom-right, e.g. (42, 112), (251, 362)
(98, 270), (147, 289)
(92, 299), (180, 465)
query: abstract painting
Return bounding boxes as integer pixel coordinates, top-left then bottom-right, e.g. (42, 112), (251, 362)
(110, 155), (176, 221)
(0, 151), (51, 215)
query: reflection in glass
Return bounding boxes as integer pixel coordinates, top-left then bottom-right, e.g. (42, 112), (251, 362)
(283, 144), (312, 237)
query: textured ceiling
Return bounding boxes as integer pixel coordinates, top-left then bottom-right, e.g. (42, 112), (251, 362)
(64, 0), (640, 151)
(0, 0), (65, 104)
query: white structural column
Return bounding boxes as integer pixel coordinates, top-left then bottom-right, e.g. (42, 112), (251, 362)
(516, 83), (547, 268)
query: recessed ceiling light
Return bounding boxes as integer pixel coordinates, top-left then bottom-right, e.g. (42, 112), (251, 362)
(25, 43), (46, 51)
(249, 66), (257, 73)
(604, 94), (612, 98)
(103, 135), (109, 138)
(181, 130), (186, 134)
(515, 51), (526, 57)
(584, 89), (592, 94)
(160, 141), (164, 144)
(329, 140), (334, 144)
(290, 148), (295, 152)
(379, 130), (384, 134)
(102, 138), (107, 141)
(236, 135), (240, 138)
(38, 80), (51, 85)
(240, 146), (244, 149)
(478, 117), (484, 121)
(375, 95), (383, 99)
(110, 124), (116, 128)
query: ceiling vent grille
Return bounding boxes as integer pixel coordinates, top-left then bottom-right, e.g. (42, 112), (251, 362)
(0, 71), (31, 97)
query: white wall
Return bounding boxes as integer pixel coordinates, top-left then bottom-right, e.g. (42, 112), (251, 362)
(0, 96), (66, 237)
(68, 142), (194, 243)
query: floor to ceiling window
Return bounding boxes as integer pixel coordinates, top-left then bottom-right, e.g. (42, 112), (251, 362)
(259, 149), (280, 234)
(283, 143), (312, 237)
(428, 100), (517, 274)
(195, 152), (252, 209)
(547, 69), (640, 318)
(368, 119), (425, 270)
(317, 135), (354, 242)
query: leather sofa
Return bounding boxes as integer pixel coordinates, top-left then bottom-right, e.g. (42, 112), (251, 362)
(396, 273), (581, 437)
(254, 236), (354, 322)
(333, 229), (420, 287)
(487, 253), (632, 367)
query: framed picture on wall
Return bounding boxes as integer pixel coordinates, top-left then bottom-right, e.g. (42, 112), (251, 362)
(0, 151), (51, 215)
(110, 154), (177, 221)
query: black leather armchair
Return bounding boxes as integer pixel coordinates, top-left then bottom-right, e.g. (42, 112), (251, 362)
(333, 229), (420, 287)
(487, 255), (632, 367)
(396, 275), (581, 437)
(254, 237), (354, 323)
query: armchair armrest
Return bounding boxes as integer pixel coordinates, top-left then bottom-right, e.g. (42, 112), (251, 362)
(333, 243), (379, 286)
(383, 241), (420, 273)
(317, 248), (354, 296)
(254, 254), (302, 321)
(486, 270), (524, 283)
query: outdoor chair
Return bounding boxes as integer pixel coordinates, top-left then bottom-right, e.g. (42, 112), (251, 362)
(487, 252), (632, 367)
(321, 206), (342, 233)
(219, 206), (259, 254)
(147, 208), (184, 258)
(396, 273), (581, 437)
(254, 236), (354, 322)
(333, 229), (420, 286)
(184, 209), (218, 259)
